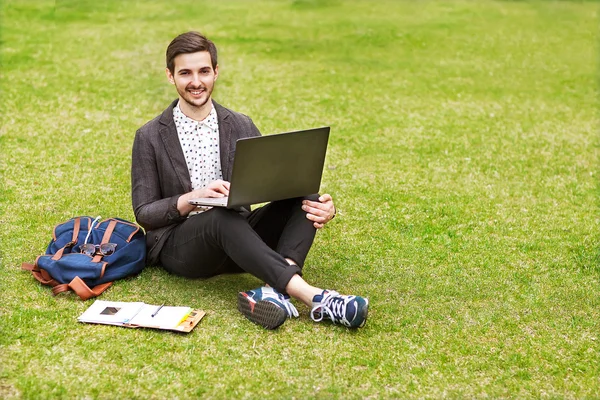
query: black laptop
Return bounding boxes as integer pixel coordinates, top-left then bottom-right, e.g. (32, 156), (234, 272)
(188, 126), (330, 209)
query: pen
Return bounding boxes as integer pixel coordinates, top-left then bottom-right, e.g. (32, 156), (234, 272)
(176, 309), (193, 326)
(151, 303), (164, 318)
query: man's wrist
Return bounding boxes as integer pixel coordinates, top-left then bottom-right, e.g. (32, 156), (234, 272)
(177, 193), (193, 216)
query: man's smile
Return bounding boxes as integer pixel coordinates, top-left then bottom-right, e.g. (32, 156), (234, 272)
(188, 88), (205, 96)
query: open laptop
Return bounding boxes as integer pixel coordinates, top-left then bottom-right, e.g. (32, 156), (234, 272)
(188, 126), (330, 209)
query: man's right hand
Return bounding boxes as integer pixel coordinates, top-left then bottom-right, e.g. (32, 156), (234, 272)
(177, 180), (230, 216)
(196, 180), (230, 198)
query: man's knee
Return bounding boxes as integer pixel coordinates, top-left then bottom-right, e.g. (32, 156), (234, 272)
(304, 193), (320, 202)
(204, 207), (245, 228)
(180, 208), (246, 244)
(278, 194), (319, 207)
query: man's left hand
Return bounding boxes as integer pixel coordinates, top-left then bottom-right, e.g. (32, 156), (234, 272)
(302, 194), (336, 229)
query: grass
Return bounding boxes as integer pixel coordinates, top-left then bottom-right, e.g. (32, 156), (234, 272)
(1, 0), (599, 398)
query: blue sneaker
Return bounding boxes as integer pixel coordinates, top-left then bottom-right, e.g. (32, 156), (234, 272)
(310, 290), (369, 328)
(237, 287), (299, 330)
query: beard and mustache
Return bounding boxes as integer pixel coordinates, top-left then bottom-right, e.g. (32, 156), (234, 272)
(178, 83), (213, 110)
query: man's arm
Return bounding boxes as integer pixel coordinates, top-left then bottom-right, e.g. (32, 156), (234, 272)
(131, 129), (186, 232)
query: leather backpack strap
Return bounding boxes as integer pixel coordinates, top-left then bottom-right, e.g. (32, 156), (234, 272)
(52, 217), (82, 261)
(52, 284), (70, 295)
(37, 268), (60, 286)
(67, 276), (113, 300)
(100, 219), (118, 244)
(21, 262), (36, 271)
(22, 262), (61, 286)
(92, 219), (118, 263)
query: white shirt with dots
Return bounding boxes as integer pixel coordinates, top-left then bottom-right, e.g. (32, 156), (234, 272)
(173, 102), (223, 191)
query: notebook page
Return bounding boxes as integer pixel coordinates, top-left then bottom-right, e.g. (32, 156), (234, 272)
(78, 300), (145, 325)
(129, 305), (192, 329)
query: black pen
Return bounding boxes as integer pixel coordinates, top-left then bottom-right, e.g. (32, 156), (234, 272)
(151, 303), (164, 318)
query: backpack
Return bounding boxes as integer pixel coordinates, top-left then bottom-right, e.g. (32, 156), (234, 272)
(22, 216), (146, 300)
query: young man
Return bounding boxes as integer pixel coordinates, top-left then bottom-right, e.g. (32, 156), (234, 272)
(131, 31), (368, 329)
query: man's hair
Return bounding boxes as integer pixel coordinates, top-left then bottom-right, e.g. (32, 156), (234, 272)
(166, 31), (218, 73)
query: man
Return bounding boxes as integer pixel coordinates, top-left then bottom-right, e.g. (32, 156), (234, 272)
(131, 31), (368, 329)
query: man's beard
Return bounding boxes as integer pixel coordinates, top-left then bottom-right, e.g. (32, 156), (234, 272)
(179, 85), (212, 109)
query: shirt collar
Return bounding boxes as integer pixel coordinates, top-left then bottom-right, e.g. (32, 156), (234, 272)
(174, 102), (218, 130)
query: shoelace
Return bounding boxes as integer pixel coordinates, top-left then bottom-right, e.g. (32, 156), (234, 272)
(279, 295), (299, 318)
(310, 291), (350, 325)
(260, 287), (299, 318)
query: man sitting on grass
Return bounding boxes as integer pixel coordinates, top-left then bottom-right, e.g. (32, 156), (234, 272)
(131, 31), (368, 329)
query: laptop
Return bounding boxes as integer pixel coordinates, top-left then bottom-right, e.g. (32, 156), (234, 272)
(188, 126), (330, 209)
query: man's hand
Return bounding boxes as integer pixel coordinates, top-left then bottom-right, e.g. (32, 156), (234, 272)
(197, 180), (230, 198)
(177, 180), (230, 216)
(302, 194), (336, 229)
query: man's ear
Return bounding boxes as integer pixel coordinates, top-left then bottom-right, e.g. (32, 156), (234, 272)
(165, 68), (175, 84)
(214, 65), (219, 81)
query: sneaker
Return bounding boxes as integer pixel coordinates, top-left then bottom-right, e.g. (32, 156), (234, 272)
(237, 286), (299, 330)
(310, 290), (369, 328)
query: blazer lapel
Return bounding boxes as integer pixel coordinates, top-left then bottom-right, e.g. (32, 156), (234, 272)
(214, 101), (233, 181)
(158, 100), (192, 192)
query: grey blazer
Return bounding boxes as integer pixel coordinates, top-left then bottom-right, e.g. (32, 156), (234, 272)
(131, 99), (261, 265)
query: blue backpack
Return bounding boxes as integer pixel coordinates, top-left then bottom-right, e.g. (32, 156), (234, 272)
(22, 216), (146, 300)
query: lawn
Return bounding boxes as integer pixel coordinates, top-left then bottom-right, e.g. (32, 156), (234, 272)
(1, 0), (598, 398)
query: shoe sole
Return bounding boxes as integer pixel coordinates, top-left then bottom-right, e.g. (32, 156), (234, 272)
(237, 292), (287, 330)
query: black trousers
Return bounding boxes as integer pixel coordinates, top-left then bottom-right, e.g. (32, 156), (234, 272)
(159, 195), (318, 293)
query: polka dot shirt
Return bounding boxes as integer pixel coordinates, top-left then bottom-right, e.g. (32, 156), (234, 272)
(174, 103), (223, 191)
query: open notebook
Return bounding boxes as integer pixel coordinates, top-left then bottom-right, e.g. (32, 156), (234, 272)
(78, 300), (205, 333)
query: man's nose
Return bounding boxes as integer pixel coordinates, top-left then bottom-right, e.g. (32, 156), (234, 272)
(191, 74), (201, 87)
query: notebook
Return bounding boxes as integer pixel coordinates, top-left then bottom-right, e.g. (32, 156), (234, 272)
(189, 126), (330, 209)
(78, 300), (205, 333)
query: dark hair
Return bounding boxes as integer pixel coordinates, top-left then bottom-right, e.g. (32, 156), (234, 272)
(166, 31), (218, 73)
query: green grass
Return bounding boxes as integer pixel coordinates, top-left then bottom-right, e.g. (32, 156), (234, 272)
(1, 0), (599, 398)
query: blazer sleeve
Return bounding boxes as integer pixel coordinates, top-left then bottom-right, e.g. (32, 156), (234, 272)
(131, 128), (186, 232)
